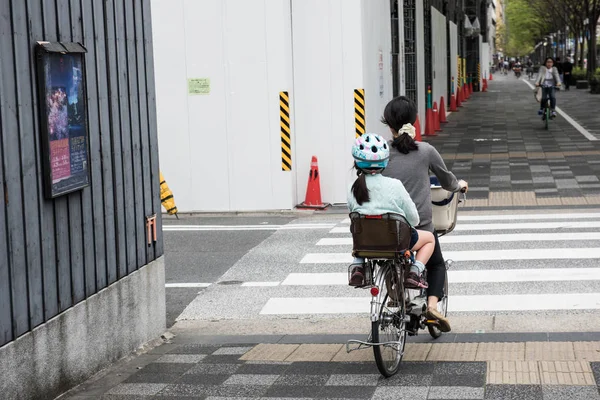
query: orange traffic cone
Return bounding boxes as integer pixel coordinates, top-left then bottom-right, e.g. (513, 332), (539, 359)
(456, 85), (462, 107)
(489, 71), (493, 81)
(414, 115), (422, 142)
(296, 156), (330, 210)
(450, 93), (457, 111)
(433, 101), (441, 132)
(439, 97), (447, 123)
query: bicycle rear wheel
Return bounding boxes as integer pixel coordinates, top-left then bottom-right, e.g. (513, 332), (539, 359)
(544, 107), (549, 130)
(372, 264), (406, 377)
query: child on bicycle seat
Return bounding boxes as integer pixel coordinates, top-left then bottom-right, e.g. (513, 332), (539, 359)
(347, 133), (435, 289)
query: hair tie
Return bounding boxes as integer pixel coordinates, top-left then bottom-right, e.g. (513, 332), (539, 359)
(397, 123), (416, 139)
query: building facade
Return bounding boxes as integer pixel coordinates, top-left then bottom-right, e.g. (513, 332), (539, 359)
(152, 0), (492, 212)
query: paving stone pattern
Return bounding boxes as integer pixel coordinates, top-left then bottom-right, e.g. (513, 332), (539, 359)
(424, 76), (600, 205)
(63, 344), (600, 399)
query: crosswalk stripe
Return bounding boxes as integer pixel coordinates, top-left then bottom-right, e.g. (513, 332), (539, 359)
(259, 293), (600, 315)
(340, 213), (600, 224)
(300, 248), (600, 264)
(458, 213), (600, 221)
(165, 283), (212, 288)
(280, 268), (600, 286)
(164, 223), (335, 232)
(316, 232), (600, 246)
(331, 221), (600, 233)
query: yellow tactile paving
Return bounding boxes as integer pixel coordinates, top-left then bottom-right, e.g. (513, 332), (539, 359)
(476, 343), (525, 361)
(465, 198), (489, 207)
(574, 342), (600, 361)
(331, 347), (375, 362)
(535, 197), (563, 206)
(488, 192), (513, 206)
(539, 361), (596, 385)
(403, 343), (432, 361)
(285, 344), (343, 362)
(561, 197), (589, 205)
(525, 342), (575, 361)
(487, 361), (540, 384)
(239, 344), (299, 362)
(426, 343), (478, 362)
(511, 192), (537, 206)
(585, 196), (600, 205)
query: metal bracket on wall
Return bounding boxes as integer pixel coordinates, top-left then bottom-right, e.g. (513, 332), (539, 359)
(146, 214), (157, 245)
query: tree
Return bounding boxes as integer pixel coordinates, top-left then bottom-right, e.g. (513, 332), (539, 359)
(505, 0), (550, 58)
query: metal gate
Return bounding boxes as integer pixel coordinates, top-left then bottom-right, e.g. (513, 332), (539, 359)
(423, 0), (433, 90)
(391, 0), (400, 97)
(403, 0), (417, 105)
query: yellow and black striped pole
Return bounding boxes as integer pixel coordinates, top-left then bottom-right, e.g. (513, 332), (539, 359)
(354, 89), (365, 138)
(280, 91), (292, 171)
(159, 171), (178, 217)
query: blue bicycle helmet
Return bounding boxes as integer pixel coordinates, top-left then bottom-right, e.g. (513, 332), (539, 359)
(351, 133), (390, 170)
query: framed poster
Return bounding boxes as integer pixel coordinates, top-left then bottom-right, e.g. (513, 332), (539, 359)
(36, 42), (90, 198)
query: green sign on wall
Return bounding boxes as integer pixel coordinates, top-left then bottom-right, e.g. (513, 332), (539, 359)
(187, 78), (210, 95)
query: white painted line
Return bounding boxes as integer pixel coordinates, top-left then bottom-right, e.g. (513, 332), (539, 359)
(459, 213), (600, 221)
(260, 297), (369, 315)
(241, 282), (280, 287)
(448, 268), (600, 283)
(341, 218), (350, 224)
(444, 248), (600, 261)
(165, 283), (212, 288)
(300, 248), (600, 264)
(317, 238), (352, 246)
(440, 232), (600, 243)
(281, 273), (346, 286)
(330, 227), (351, 234)
(522, 79), (598, 141)
(450, 293), (600, 312)
(281, 268), (600, 286)
(164, 224), (335, 232)
(318, 232), (600, 245)
(260, 293), (600, 314)
(454, 221), (600, 231)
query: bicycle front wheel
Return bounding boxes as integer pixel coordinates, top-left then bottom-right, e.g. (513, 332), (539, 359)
(372, 264), (406, 377)
(545, 108), (549, 130)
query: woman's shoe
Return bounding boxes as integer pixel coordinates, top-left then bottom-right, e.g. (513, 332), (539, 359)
(425, 307), (451, 332)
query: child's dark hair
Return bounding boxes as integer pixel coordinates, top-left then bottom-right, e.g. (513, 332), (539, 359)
(351, 163), (379, 205)
(381, 96), (419, 154)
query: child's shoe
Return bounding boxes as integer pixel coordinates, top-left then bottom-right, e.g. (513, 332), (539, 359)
(404, 271), (428, 289)
(348, 264), (365, 287)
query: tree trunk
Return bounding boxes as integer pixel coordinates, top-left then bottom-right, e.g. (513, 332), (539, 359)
(589, 21), (598, 76)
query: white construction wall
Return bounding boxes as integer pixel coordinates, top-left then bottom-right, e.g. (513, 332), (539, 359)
(152, 0), (394, 211)
(431, 7), (447, 110)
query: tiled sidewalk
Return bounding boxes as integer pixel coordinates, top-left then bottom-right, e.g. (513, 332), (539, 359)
(424, 75), (600, 207)
(61, 340), (600, 399)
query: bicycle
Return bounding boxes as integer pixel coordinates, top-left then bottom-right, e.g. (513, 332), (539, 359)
(537, 84), (559, 130)
(346, 181), (465, 377)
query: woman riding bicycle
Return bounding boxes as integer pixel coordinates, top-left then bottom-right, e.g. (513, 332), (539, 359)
(381, 96), (468, 333)
(535, 57), (561, 118)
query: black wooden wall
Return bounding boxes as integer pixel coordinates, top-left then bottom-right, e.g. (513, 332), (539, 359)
(0, 0), (163, 348)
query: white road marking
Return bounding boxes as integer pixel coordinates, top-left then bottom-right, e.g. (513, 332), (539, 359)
(523, 79), (598, 141)
(332, 221), (600, 233)
(281, 268), (600, 286)
(241, 282), (280, 287)
(300, 248), (600, 264)
(259, 293), (600, 315)
(458, 213), (600, 221)
(164, 223), (335, 232)
(453, 221), (600, 231)
(317, 232), (600, 246)
(165, 283), (212, 288)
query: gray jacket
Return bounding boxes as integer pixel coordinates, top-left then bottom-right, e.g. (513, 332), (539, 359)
(535, 66), (561, 86)
(383, 142), (460, 233)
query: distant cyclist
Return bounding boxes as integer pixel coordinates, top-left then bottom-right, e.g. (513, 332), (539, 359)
(535, 57), (561, 118)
